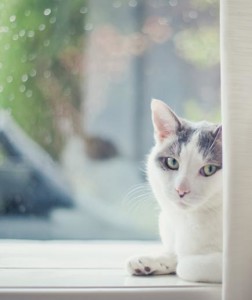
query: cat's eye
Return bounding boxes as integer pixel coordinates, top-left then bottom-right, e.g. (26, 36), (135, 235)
(165, 157), (179, 170)
(200, 164), (218, 177)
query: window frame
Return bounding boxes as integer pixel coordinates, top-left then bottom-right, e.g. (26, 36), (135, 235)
(0, 240), (221, 300)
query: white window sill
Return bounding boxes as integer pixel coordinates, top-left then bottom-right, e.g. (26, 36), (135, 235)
(0, 241), (221, 300)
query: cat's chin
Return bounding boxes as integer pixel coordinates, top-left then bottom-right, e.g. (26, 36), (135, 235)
(172, 197), (220, 212)
(177, 201), (190, 209)
(171, 199), (200, 211)
(176, 201), (194, 210)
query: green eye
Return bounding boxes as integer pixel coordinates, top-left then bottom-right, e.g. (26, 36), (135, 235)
(200, 164), (218, 177)
(166, 157), (179, 170)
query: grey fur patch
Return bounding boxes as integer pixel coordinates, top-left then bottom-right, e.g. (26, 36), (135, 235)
(197, 129), (222, 165)
(177, 125), (196, 153)
(198, 131), (215, 157)
(156, 124), (196, 160)
(166, 140), (180, 157)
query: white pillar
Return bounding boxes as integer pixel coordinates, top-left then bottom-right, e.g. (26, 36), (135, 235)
(221, 1), (252, 299)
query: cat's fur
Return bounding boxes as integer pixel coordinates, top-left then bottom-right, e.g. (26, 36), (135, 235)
(127, 99), (222, 283)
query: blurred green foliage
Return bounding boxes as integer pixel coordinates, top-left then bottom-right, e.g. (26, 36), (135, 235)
(184, 99), (221, 123)
(175, 27), (219, 69)
(191, 0), (218, 10)
(0, 0), (87, 157)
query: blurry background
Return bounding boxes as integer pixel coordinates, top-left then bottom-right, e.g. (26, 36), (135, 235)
(0, 0), (220, 240)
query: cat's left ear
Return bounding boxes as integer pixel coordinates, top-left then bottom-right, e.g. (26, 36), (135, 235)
(213, 125), (222, 141)
(151, 99), (181, 143)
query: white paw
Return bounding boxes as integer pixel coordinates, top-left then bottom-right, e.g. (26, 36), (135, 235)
(126, 255), (175, 276)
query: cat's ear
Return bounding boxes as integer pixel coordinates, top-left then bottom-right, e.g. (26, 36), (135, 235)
(213, 125), (222, 141)
(151, 99), (181, 143)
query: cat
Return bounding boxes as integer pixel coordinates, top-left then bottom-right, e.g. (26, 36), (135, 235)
(126, 99), (222, 283)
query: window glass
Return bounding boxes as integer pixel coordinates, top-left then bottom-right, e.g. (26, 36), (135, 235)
(0, 0), (219, 240)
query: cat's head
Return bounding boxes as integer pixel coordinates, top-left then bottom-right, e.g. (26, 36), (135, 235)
(147, 99), (222, 211)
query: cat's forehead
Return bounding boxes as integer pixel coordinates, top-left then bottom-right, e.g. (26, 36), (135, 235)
(157, 120), (221, 163)
(178, 120), (217, 144)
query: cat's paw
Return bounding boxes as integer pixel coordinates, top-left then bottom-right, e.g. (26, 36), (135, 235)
(126, 255), (176, 276)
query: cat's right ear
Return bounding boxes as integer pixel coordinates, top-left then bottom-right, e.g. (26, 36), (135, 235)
(151, 99), (181, 143)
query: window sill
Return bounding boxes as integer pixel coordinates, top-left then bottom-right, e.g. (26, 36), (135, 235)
(0, 241), (221, 299)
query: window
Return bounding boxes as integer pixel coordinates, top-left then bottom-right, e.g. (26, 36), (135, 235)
(0, 0), (220, 240)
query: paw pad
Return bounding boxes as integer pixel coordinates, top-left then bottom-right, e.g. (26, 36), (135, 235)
(127, 255), (175, 276)
(144, 266), (151, 273)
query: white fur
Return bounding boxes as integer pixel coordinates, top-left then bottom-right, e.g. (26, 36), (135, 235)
(127, 101), (222, 283)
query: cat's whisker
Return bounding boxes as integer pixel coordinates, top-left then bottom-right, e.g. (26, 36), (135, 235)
(138, 165), (148, 175)
(126, 197), (156, 215)
(122, 194), (149, 208)
(122, 184), (152, 205)
(123, 188), (150, 200)
(123, 194), (154, 211)
(125, 198), (146, 214)
(129, 192), (153, 201)
(122, 187), (156, 214)
(123, 184), (150, 197)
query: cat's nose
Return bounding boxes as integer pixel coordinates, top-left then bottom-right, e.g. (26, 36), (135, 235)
(175, 188), (190, 198)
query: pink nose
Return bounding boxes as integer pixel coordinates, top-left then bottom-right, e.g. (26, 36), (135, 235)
(175, 188), (191, 198)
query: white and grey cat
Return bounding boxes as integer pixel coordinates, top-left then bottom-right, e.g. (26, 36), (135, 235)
(127, 99), (222, 283)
